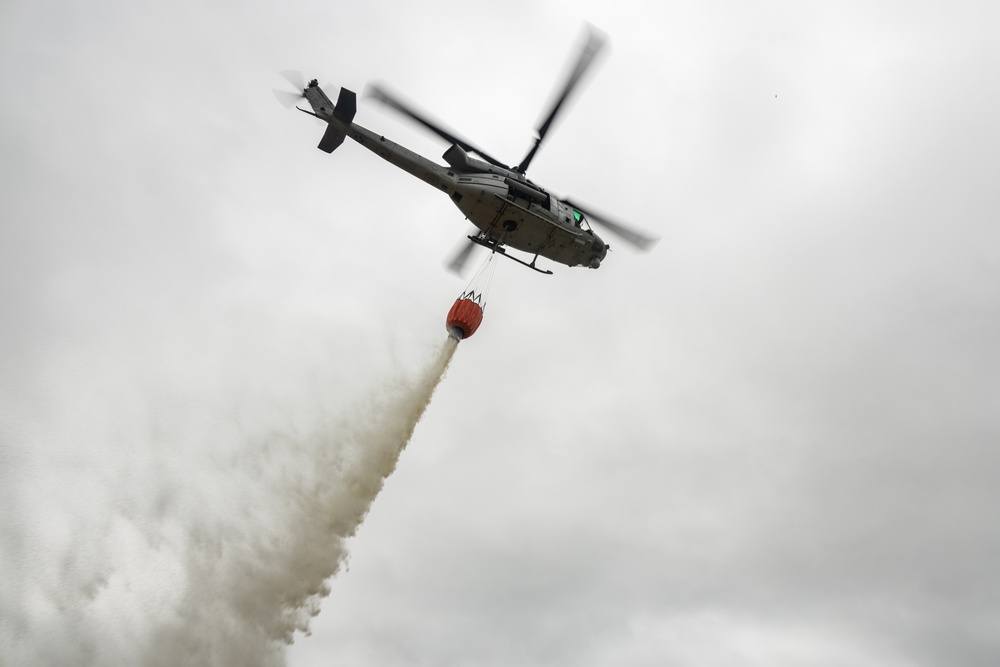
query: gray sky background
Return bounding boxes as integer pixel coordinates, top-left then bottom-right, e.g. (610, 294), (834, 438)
(2, 1), (999, 665)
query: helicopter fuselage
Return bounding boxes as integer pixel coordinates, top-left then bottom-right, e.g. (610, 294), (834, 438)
(303, 83), (608, 270)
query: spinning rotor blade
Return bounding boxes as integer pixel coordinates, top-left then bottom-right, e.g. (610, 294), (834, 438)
(445, 231), (480, 275)
(515, 25), (607, 174)
(273, 70), (307, 108)
(563, 198), (659, 252)
(280, 70), (307, 91)
(366, 83), (511, 170)
(273, 89), (305, 108)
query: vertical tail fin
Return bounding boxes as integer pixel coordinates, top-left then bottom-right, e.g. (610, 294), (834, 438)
(316, 87), (357, 153)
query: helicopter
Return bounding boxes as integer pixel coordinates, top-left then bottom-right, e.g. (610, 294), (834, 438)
(275, 26), (658, 275)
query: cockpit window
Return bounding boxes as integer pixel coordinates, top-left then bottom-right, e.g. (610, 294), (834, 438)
(572, 210), (583, 223)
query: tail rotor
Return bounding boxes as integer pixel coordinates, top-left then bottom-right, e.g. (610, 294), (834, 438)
(273, 70), (307, 108)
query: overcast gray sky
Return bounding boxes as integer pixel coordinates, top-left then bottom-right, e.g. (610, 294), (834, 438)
(2, 1), (1000, 665)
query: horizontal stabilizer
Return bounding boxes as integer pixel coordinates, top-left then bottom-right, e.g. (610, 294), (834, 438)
(318, 125), (346, 153)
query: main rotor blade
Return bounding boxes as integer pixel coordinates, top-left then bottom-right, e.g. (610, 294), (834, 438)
(445, 232), (480, 275)
(563, 198), (659, 252)
(366, 83), (511, 170)
(515, 24), (607, 174)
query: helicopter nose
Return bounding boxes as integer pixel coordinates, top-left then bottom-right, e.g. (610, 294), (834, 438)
(588, 239), (607, 269)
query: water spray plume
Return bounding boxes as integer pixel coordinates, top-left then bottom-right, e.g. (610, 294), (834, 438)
(5, 337), (459, 667)
(156, 337), (459, 666)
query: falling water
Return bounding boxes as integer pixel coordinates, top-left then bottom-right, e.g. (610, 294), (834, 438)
(2, 337), (459, 667)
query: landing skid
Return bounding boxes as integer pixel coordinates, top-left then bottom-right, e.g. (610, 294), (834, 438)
(467, 236), (554, 275)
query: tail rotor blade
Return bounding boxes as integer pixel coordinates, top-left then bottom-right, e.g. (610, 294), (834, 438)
(274, 70), (308, 109)
(280, 70), (307, 92)
(272, 88), (304, 108)
(563, 198), (659, 252)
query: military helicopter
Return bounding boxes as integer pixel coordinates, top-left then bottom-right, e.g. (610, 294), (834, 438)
(275, 26), (657, 275)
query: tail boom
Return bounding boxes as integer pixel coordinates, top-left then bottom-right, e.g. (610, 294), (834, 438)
(301, 81), (453, 191)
